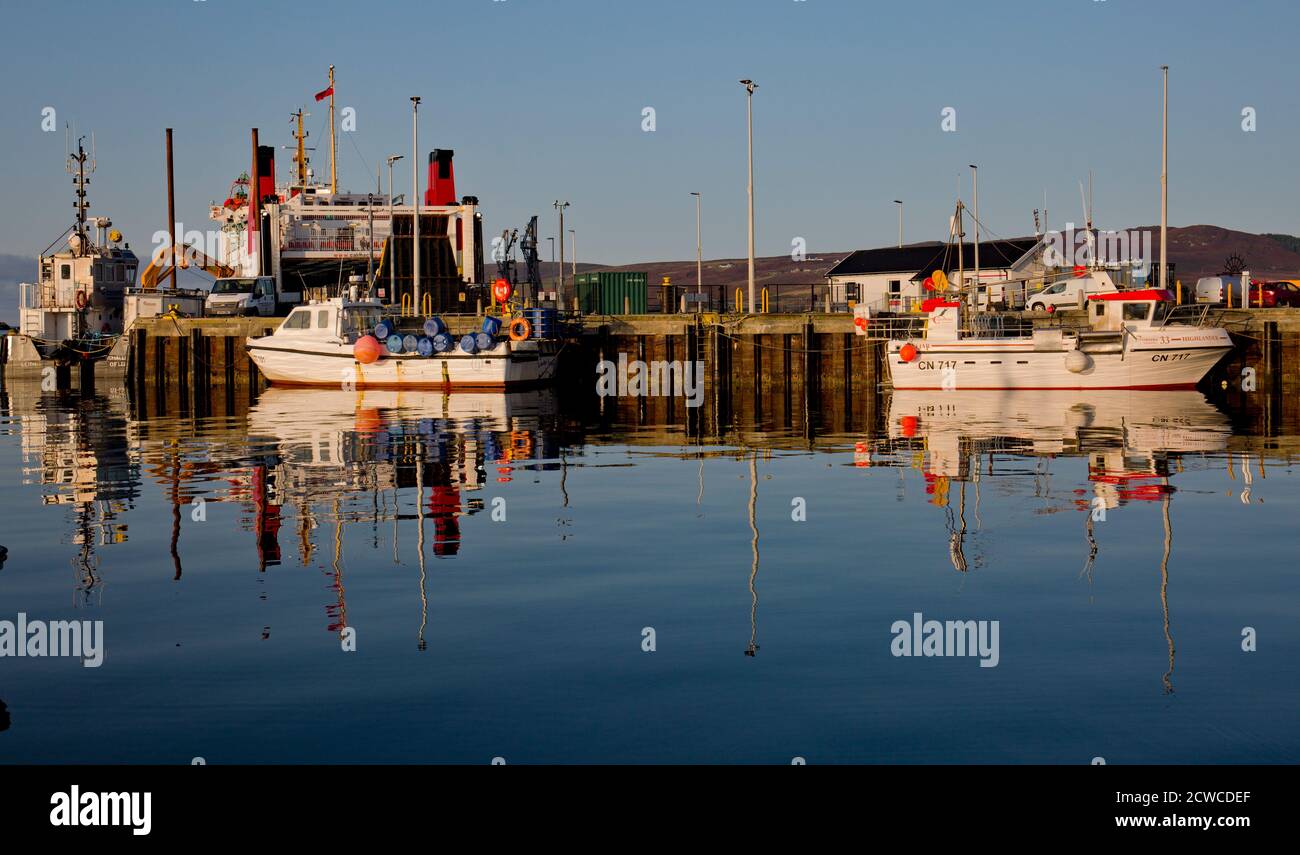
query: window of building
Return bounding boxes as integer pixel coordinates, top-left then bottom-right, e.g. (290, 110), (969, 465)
(888, 280), (901, 294)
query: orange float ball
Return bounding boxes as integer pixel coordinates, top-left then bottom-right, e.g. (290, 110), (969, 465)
(900, 415), (919, 437)
(354, 334), (382, 364)
(899, 343), (918, 362)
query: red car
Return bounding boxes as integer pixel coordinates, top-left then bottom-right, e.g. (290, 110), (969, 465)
(1246, 280), (1300, 308)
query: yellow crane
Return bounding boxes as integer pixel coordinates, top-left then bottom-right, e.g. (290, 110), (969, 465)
(138, 243), (234, 289)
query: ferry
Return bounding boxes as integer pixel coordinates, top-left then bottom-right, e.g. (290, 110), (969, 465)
(246, 296), (559, 390)
(880, 290), (1233, 390)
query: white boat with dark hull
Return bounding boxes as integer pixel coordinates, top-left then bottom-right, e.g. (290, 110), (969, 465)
(881, 290), (1233, 391)
(247, 298), (559, 390)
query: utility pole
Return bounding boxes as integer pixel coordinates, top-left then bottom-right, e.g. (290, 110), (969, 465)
(569, 228), (576, 281)
(740, 79), (758, 314)
(893, 199), (903, 248)
(411, 97), (421, 313)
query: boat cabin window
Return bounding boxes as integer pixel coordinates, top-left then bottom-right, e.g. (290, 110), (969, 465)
(282, 308), (311, 330)
(1151, 301), (1173, 323)
(1093, 302), (1105, 317)
(317, 310), (331, 329)
(342, 307), (382, 339)
(61, 264), (71, 280)
(1123, 302), (1152, 322)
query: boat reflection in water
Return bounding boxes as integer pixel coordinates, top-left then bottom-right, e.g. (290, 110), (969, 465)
(880, 388), (1234, 693)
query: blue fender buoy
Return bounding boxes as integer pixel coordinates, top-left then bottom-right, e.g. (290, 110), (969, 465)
(386, 334), (404, 354)
(374, 320), (393, 340)
(432, 332), (453, 353)
(459, 333), (479, 354)
(415, 336), (434, 356)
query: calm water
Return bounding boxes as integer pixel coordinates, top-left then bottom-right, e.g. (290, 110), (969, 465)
(1, 377), (1297, 764)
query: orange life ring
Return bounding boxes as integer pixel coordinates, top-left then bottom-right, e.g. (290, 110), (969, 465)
(507, 316), (532, 341)
(75, 290), (88, 309)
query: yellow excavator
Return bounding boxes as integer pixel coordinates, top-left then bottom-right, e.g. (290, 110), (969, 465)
(138, 243), (235, 289)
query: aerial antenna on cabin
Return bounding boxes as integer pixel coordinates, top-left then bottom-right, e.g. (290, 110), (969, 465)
(1078, 177), (1096, 267)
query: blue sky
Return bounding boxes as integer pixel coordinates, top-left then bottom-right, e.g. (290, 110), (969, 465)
(0, 0), (1297, 266)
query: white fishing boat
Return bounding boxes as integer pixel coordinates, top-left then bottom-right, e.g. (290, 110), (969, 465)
(246, 297), (559, 390)
(879, 289), (1233, 390)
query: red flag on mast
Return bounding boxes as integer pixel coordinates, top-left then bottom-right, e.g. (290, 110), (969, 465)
(314, 85), (333, 102)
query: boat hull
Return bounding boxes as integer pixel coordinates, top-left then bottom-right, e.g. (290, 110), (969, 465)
(886, 337), (1232, 391)
(247, 339), (558, 390)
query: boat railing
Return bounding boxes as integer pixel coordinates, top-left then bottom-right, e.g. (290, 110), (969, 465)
(1158, 303), (1246, 329)
(19, 282), (38, 309)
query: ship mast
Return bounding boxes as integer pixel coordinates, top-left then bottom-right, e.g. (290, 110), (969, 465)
(329, 65), (337, 195)
(292, 108), (309, 189)
(67, 135), (94, 255)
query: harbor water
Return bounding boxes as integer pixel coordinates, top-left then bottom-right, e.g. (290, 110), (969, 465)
(0, 377), (1297, 764)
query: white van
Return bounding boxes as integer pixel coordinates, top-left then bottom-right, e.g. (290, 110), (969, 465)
(1193, 275), (1244, 305)
(1026, 272), (1120, 312)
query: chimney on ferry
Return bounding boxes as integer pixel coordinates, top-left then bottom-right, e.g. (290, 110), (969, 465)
(256, 145), (276, 204)
(424, 149), (456, 207)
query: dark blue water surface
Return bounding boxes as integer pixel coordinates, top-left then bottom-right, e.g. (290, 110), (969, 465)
(0, 380), (1296, 763)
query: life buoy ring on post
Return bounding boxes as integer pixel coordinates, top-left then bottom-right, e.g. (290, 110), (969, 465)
(507, 316), (532, 341)
(75, 290), (88, 310)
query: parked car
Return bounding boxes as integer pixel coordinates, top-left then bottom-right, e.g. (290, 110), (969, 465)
(1026, 272), (1120, 312)
(1247, 280), (1300, 308)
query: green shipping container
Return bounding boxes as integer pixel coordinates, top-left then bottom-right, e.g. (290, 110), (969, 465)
(575, 271), (648, 315)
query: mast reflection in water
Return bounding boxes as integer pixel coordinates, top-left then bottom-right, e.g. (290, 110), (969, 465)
(0, 377), (1297, 764)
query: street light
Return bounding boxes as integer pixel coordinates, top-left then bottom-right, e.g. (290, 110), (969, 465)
(410, 97), (422, 314)
(690, 191), (702, 301)
(553, 200), (570, 307)
(969, 164), (979, 295)
(386, 154), (403, 300)
(740, 79), (757, 314)
(893, 199), (903, 248)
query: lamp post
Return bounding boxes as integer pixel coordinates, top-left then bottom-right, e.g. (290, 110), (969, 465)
(386, 154), (403, 301)
(1160, 65), (1169, 291)
(893, 199), (903, 248)
(410, 97), (422, 314)
(690, 192), (702, 302)
(740, 79), (757, 314)
(969, 164), (979, 298)
(547, 237), (555, 296)
(554, 201), (569, 307)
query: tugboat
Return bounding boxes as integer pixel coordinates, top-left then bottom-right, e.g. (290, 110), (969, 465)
(3, 138), (135, 380)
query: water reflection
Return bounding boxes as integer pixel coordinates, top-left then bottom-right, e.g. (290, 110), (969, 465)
(1, 375), (1298, 729)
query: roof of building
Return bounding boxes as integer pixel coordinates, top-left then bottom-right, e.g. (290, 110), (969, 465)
(826, 238), (1040, 280)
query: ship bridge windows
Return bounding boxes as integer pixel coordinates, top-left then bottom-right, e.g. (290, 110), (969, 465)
(61, 264), (71, 281)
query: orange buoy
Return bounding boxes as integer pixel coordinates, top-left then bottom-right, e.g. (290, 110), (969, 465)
(354, 334), (382, 364)
(900, 415), (919, 437)
(922, 276), (935, 291)
(507, 316), (532, 341)
(899, 342), (918, 362)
